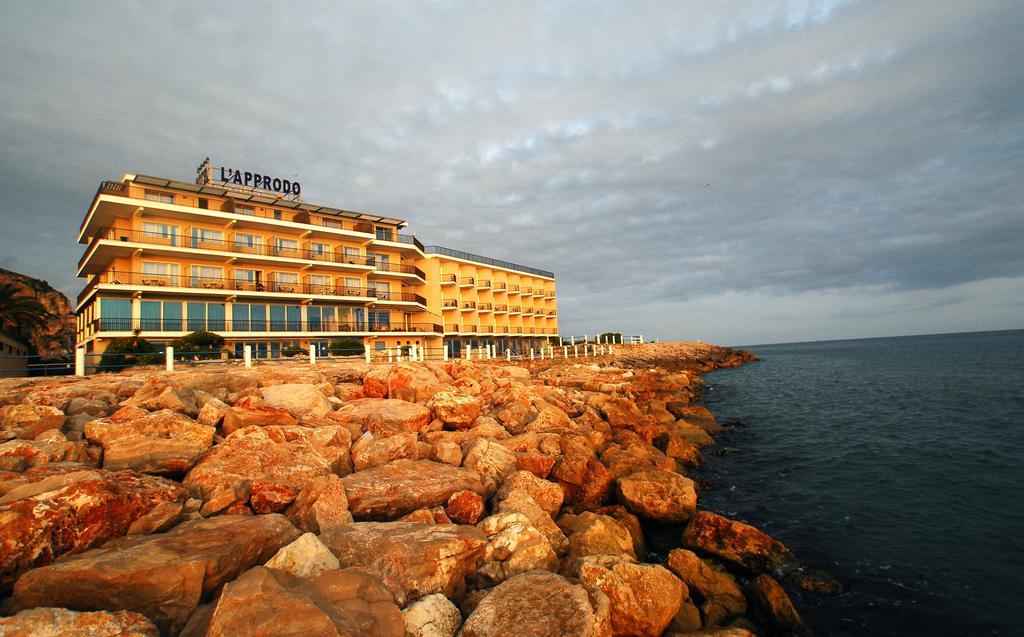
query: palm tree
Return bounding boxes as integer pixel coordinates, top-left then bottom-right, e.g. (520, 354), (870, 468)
(0, 283), (49, 332)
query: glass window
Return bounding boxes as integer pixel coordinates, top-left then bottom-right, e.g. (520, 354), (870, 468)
(234, 233), (259, 252)
(143, 222), (178, 245)
(250, 304), (266, 331)
(286, 305), (301, 330)
(322, 219), (342, 228)
(198, 198), (208, 209)
(353, 307), (365, 330)
(375, 227), (393, 241)
(163, 302), (182, 331)
(273, 238), (298, 257)
(309, 242), (328, 258)
(234, 204), (255, 216)
(191, 265), (224, 288)
(142, 262), (179, 286)
(187, 302), (206, 331)
(232, 303), (250, 331)
(141, 301), (161, 330)
(99, 298), (131, 331)
(191, 227), (223, 248)
(234, 268), (258, 287)
(275, 272), (298, 292)
(144, 190), (174, 204)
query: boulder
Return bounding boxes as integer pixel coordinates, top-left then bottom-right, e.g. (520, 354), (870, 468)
(431, 440), (463, 465)
(475, 513), (559, 586)
(446, 489), (485, 524)
(461, 439), (516, 493)
(616, 469), (697, 522)
(259, 383), (332, 418)
(84, 409), (215, 474)
(322, 521), (486, 604)
(204, 566), (403, 637)
(0, 607), (159, 637)
(677, 405), (723, 434)
(558, 512), (635, 574)
(515, 452), (557, 478)
(745, 574), (808, 636)
(0, 404), (66, 440)
(341, 459), (487, 520)
(570, 554), (684, 637)
(669, 420), (714, 447)
(429, 391), (483, 427)
(248, 481), (299, 513)
(403, 593), (462, 637)
(667, 549), (747, 626)
(387, 364), (446, 403)
(363, 367), (390, 398)
(552, 453), (615, 510)
(183, 424), (351, 515)
(8, 514), (300, 635)
(460, 570), (611, 637)
(600, 397), (644, 428)
(664, 433), (704, 467)
(682, 511), (797, 574)
(494, 470), (563, 517)
(264, 532), (341, 577)
(331, 398), (431, 436)
(197, 397), (230, 427)
(351, 431), (419, 471)
(494, 489), (568, 555)
(593, 505), (646, 557)
(283, 473), (353, 534)
(220, 403), (298, 435)
(123, 380), (198, 416)
(0, 467), (188, 590)
(0, 433), (94, 472)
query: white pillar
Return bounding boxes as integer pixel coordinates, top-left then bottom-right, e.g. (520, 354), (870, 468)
(570, 335), (575, 345)
(584, 334), (588, 344)
(165, 346), (174, 372)
(74, 348), (85, 376)
(388, 349), (394, 362)
(562, 346), (567, 359)
(309, 344), (317, 365)
(640, 335), (645, 344)
(549, 346), (554, 358)
(465, 346), (472, 360)
(530, 348), (535, 360)
(410, 344), (417, 362)
(443, 345), (449, 361)
(484, 345), (490, 360)
(609, 344), (614, 355)
(506, 349), (512, 361)
(244, 345), (252, 368)
(490, 344), (496, 359)
(364, 343), (371, 363)
(573, 345), (578, 358)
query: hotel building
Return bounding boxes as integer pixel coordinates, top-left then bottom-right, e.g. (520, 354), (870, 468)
(74, 163), (558, 362)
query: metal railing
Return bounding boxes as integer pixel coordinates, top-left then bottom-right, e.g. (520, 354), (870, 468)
(441, 274), (457, 284)
(460, 277), (475, 286)
(90, 317), (443, 334)
(478, 303), (493, 311)
(423, 245), (554, 278)
(442, 299), (459, 308)
(461, 301), (477, 310)
(477, 280), (491, 289)
(494, 304), (508, 312)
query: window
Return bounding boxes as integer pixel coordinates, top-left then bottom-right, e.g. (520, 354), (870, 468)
(143, 222), (178, 245)
(187, 302), (223, 331)
(269, 305), (302, 331)
(323, 219), (342, 229)
(374, 341), (386, 351)
(142, 262), (179, 286)
(234, 233), (260, 254)
(307, 274), (330, 294)
(343, 246), (361, 264)
(190, 265), (223, 288)
(144, 190), (174, 204)
(99, 298), (131, 330)
(274, 272), (298, 293)
(369, 310), (390, 330)
(234, 268), (260, 290)
(141, 300), (182, 331)
(234, 204), (255, 216)
(191, 227), (223, 248)
(370, 281), (390, 299)
(273, 238), (298, 257)
(371, 253), (390, 270)
(198, 198), (208, 209)
(307, 306), (336, 331)
(342, 277), (362, 295)
(375, 227), (394, 241)
(308, 242), (328, 259)
(273, 211), (282, 220)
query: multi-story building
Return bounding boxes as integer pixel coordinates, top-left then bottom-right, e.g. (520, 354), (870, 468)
(75, 164), (558, 362)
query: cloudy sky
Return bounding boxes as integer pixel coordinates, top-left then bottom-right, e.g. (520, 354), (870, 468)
(2, 1), (1022, 345)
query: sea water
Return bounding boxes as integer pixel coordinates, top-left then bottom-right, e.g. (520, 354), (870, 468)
(696, 329), (1024, 636)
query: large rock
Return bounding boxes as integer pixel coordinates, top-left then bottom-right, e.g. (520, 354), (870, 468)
(204, 566), (403, 637)
(0, 467), (188, 590)
(460, 570), (611, 637)
(475, 513), (559, 587)
(8, 514), (300, 635)
(571, 554), (684, 637)
(284, 473), (353, 534)
(616, 469), (697, 522)
(494, 489), (568, 555)
(745, 574), (808, 636)
(322, 521), (486, 604)
(682, 511), (797, 574)
(331, 398), (431, 435)
(677, 405), (723, 434)
(259, 383), (332, 418)
(220, 403), (298, 435)
(558, 512), (636, 574)
(0, 432), (94, 472)
(600, 397), (644, 428)
(0, 607), (159, 636)
(429, 391), (483, 428)
(403, 593), (462, 637)
(183, 424), (351, 515)
(0, 404), (66, 440)
(387, 364), (446, 403)
(351, 431), (419, 471)
(341, 459), (487, 520)
(123, 379), (199, 416)
(667, 549), (747, 626)
(264, 532), (340, 577)
(494, 470), (563, 517)
(461, 438), (516, 493)
(84, 409), (215, 474)
(552, 453), (615, 510)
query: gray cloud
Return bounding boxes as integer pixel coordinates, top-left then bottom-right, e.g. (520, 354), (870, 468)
(1, 0), (1022, 344)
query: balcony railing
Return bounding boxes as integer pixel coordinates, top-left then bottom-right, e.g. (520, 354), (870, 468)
(464, 324), (478, 332)
(83, 227), (376, 267)
(461, 301), (477, 310)
(91, 317), (443, 335)
(510, 306), (522, 313)
(523, 287), (533, 295)
(508, 285), (520, 294)
(368, 258), (426, 279)
(478, 303), (493, 311)
(442, 299), (459, 309)
(460, 277), (475, 286)
(441, 274), (457, 284)
(494, 304), (508, 312)
(446, 324), (460, 332)
(494, 282), (507, 291)
(511, 327), (523, 334)
(477, 280), (491, 289)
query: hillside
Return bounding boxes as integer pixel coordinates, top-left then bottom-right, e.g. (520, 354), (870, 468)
(0, 268), (76, 357)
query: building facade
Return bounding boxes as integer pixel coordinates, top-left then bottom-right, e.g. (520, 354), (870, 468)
(75, 168), (558, 361)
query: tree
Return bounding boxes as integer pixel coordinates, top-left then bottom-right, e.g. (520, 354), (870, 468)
(0, 283), (48, 333)
(171, 331), (226, 360)
(98, 330), (160, 371)
(328, 338), (363, 356)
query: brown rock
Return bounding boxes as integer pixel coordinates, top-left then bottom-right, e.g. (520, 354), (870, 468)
(593, 505), (646, 557)
(616, 469), (697, 522)
(331, 398), (431, 436)
(461, 438), (516, 493)
(387, 364), (446, 403)
(664, 433), (704, 467)
(204, 566), (403, 636)
(363, 367), (390, 398)
(403, 593), (463, 637)
(0, 607), (159, 637)
(494, 489), (568, 555)
(599, 397), (644, 428)
(475, 513), (559, 586)
(571, 554), (685, 637)
(431, 440), (463, 466)
(85, 409), (215, 474)
(667, 549), (747, 626)
(667, 599), (703, 633)
(351, 431), (419, 471)
(446, 490), (485, 524)
(669, 419), (715, 447)
(335, 382), (366, 401)
(553, 454), (615, 511)
(790, 567), (844, 595)
(678, 405), (723, 434)
(123, 380), (199, 417)
(0, 433), (93, 472)
(249, 481), (299, 513)
(0, 404), (66, 440)
(515, 451), (556, 478)
(460, 570), (611, 637)
(429, 391), (483, 428)
(745, 574), (808, 636)
(0, 467), (188, 590)
(9, 514), (300, 635)
(196, 397), (229, 427)
(495, 470), (564, 517)
(558, 511), (636, 574)
(342, 459), (488, 520)
(682, 511), (797, 574)
(259, 383), (332, 418)
(284, 473), (353, 534)
(183, 424), (351, 515)
(402, 507), (452, 524)
(220, 403), (298, 435)
(322, 521), (487, 604)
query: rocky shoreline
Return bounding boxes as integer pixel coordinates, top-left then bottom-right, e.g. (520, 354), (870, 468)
(0, 342), (825, 636)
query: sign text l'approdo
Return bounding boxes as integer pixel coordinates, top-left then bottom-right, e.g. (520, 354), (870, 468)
(217, 166), (301, 196)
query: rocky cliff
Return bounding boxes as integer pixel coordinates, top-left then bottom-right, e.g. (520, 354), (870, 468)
(0, 268), (76, 356)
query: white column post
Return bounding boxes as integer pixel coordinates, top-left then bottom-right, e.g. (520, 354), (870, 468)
(465, 345), (472, 360)
(309, 344), (317, 365)
(584, 334), (588, 345)
(165, 346), (174, 372)
(364, 343), (371, 363)
(562, 346), (567, 359)
(244, 345), (252, 368)
(609, 344), (614, 355)
(549, 346), (554, 358)
(443, 345), (449, 361)
(573, 345), (578, 358)
(410, 344), (417, 362)
(530, 348), (535, 360)
(75, 348), (85, 376)
(640, 335), (645, 344)
(570, 335), (575, 346)
(506, 349), (512, 361)
(388, 349), (394, 363)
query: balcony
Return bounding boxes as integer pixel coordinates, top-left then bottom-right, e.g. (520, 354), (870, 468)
(477, 279), (491, 290)
(522, 287), (533, 295)
(90, 317), (442, 336)
(368, 289), (428, 306)
(511, 327), (523, 334)
(460, 301), (477, 311)
(79, 227), (376, 274)
(493, 282), (507, 292)
(478, 303), (493, 313)
(442, 299), (459, 311)
(459, 277), (475, 288)
(494, 304), (508, 314)
(440, 274), (457, 286)
(545, 291), (556, 299)
(445, 323), (460, 333)
(463, 324), (478, 333)
(509, 306), (522, 314)
(497, 326), (509, 333)
(370, 230), (425, 252)
(507, 285), (521, 295)
(367, 258), (426, 281)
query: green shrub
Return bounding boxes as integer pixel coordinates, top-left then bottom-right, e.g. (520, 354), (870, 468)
(171, 331), (226, 360)
(328, 338), (363, 356)
(281, 345), (305, 358)
(98, 332), (160, 371)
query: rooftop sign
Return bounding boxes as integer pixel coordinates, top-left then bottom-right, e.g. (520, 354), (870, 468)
(195, 158), (301, 200)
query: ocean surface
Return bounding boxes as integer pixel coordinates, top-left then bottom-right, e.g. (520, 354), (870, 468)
(695, 329), (1024, 636)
